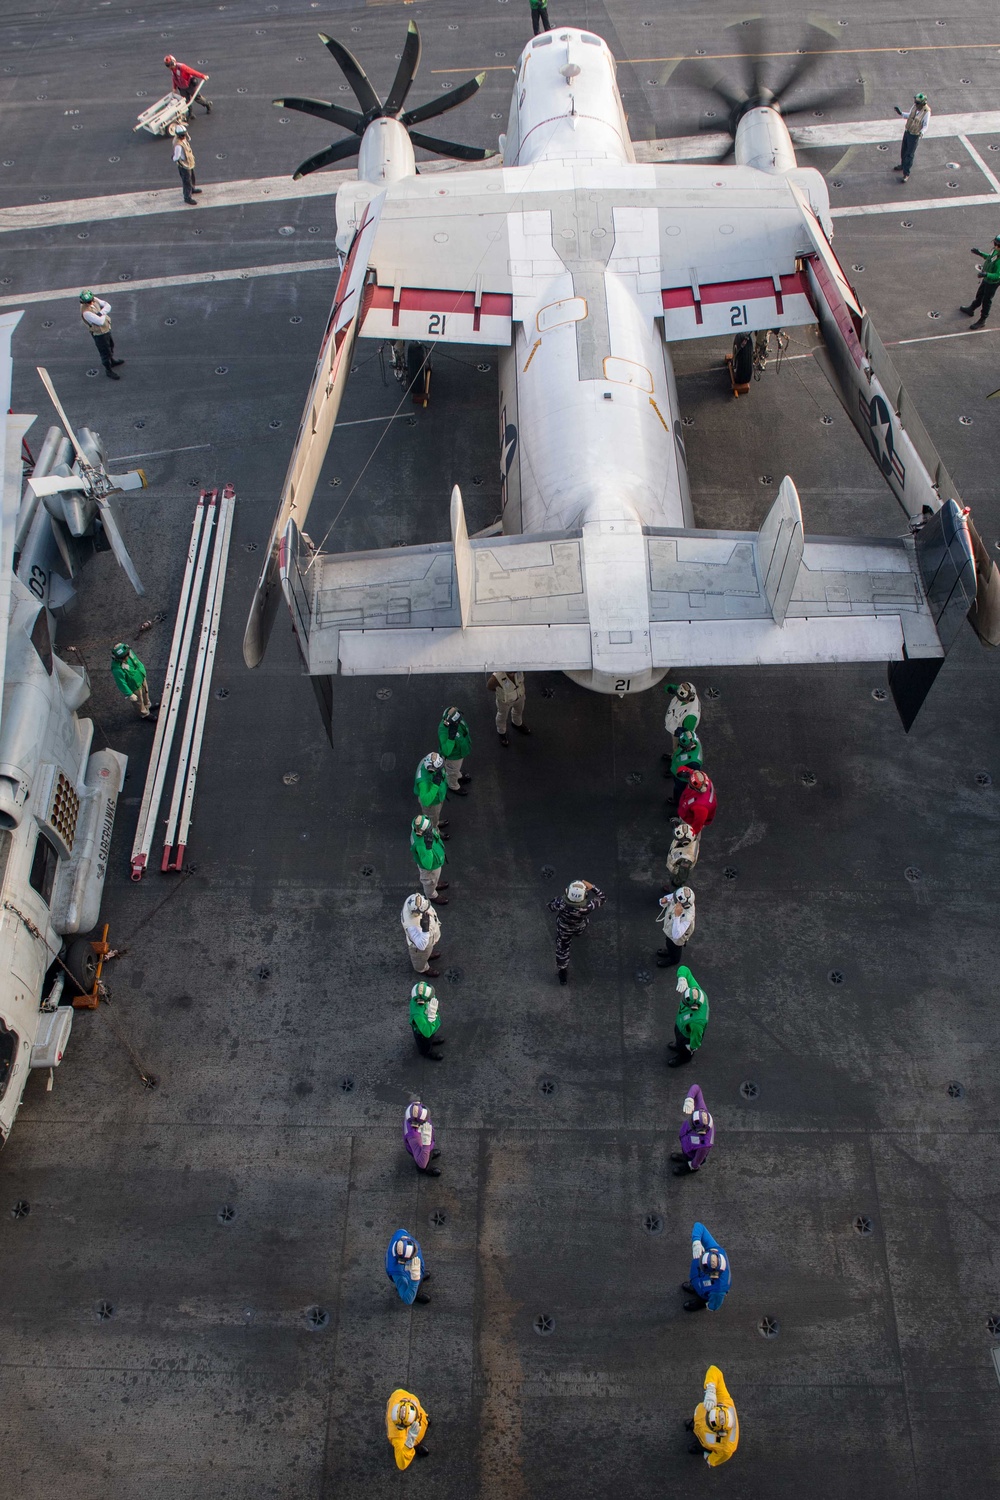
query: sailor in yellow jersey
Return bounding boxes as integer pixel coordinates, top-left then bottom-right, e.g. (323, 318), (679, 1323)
(385, 1388), (430, 1469)
(687, 1364), (739, 1467)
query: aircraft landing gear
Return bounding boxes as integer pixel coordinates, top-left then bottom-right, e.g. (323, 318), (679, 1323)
(726, 332), (753, 397)
(725, 328), (790, 397)
(389, 340), (432, 408)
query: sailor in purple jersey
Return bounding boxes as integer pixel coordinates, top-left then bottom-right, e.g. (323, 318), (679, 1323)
(671, 1083), (715, 1176)
(403, 1099), (441, 1176)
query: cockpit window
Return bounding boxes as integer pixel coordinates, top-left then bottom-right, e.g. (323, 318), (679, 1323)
(29, 830), (58, 905)
(581, 33), (601, 44)
(0, 1020), (18, 1103)
(532, 35), (552, 47)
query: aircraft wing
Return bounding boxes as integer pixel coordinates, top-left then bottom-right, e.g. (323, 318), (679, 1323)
(280, 479), (972, 732)
(339, 162), (824, 348)
(242, 190), (386, 668)
(792, 182), (1000, 657)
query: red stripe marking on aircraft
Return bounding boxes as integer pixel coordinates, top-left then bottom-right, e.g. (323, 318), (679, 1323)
(369, 287), (514, 318)
(661, 270), (809, 314)
(807, 256), (864, 369)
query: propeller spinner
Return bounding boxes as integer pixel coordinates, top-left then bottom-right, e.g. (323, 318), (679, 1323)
(276, 21), (496, 179)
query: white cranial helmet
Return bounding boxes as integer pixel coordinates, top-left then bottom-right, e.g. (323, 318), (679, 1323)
(566, 880), (588, 904)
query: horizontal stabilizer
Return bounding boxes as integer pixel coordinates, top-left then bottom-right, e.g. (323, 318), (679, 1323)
(277, 480), (970, 730)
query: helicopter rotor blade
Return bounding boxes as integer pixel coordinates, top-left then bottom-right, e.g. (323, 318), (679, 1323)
(35, 366), (89, 469)
(318, 32), (381, 115)
(383, 21), (422, 117)
(401, 71), (487, 127)
(96, 493), (144, 596)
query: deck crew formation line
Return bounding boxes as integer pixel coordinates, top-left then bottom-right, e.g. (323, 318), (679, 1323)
(387, 676), (730, 1466)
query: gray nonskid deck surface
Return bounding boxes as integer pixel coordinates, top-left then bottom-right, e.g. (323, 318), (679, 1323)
(0, 2), (998, 1497)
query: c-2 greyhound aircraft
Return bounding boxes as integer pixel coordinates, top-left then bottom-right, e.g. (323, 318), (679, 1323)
(244, 22), (1000, 730)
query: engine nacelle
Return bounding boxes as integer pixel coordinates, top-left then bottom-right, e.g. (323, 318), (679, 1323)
(734, 105), (797, 174)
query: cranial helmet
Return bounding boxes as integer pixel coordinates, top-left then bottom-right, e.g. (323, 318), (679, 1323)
(393, 1238), (415, 1260)
(674, 886), (694, 908)
(406, 893), (430, 914)
(79, 289), (94, 303)
(173, 124), (187, 136)
(443, 706), (462, 725)
(700, 1250), (726, 1278)
(164, 54), (176, 65)
(677, 730), (698, 750)
(111, 641), (130, 660)
(412, 815), (432, 834)
(675, 681), (696, 701)
(915, 92), (927, 102)
(411, 981), (435, 1003)
(687, 770), (707, 789)
(673, 822), (695, 842)
(994, 235), (1000, 245)
(566, 880), (588, 904)
(423, 752), (444, 770)
(407, 1102), (428, 1123)
(707, 1405), (729, 1433)
(392, 1399), (418, 1429)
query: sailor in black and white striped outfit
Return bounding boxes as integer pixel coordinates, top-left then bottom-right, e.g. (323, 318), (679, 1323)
(547, 880), (606, 985)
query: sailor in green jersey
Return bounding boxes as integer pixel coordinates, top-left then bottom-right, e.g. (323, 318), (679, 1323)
(670, 729), (703, 804)
(414, 752), (449, 832)
(668, 965), (708, 1068)
(961, 234), (1000, 328)
(411, 815), (449, 903)
(437, 707), (472, 795)
(409, 980), (445, 1060)
(110, 641), (156, 718)
(529, 0), (552, 36)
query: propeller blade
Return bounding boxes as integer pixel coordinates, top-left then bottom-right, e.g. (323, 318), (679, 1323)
(777, 83), (859, 119)
(407, 130), (497, 162)
(732, 17), (766, 100)
(96, 494), (144, 596)
(275, 96), (363, 134)
(36, 366), (89, 469)
(383, 21), (422, 118)
(770, 37), (836, 109)
(293, 135), (362, 181)
(401, 71), (487, 127)
(318, 32), (381, 115)
(682, 63), (745, 126)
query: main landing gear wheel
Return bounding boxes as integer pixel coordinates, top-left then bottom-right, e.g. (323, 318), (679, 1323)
(64, 937), (97, 996)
